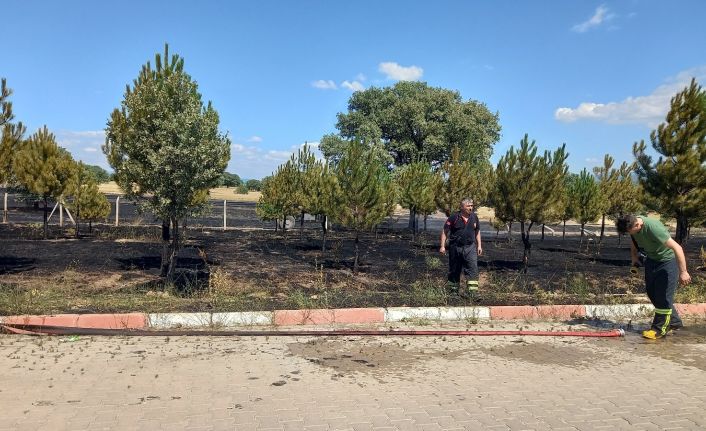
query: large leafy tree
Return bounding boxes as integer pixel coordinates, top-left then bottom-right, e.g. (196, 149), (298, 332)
(633, 78), (706, 244)
(323, 81), (501, 167)
(334, 139), (396, 273)
(493, 134), (568, 272)
(14, 127), (77, 238)
(104, 45), (231, 279)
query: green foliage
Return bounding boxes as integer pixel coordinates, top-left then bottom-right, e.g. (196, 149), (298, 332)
(334, 139), (396, 272)
(245, 178), (262, 191)
(103, 44), (230, 278)
(83, 164), (111, 184)
(13, 126), (78, 238)
(0, 78), (26, 185)
(435, 146), (491, 216)
(395, 160), (436, 232)
(493, 134), (568, 270)
(68, 162), (110, 236)
(256, 157), (301, 230)
(218, 172), (241, 188)
(322, 81), (501, 166)
(567, 168), (601, 235)
(633, 78), (706, 244)
(593, 155), (642, 239)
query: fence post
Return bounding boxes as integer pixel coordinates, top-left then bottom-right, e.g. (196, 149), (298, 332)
(223, 200), (227, 231)
(115, 196), (120, 227)
(59, 203), (64, 227)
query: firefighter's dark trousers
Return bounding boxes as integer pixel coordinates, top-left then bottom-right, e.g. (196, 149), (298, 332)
(448, 243), (478, 289)
(645, 257), (683, 335)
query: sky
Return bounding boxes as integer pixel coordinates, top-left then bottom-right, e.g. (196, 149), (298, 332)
(2, 1), (705, 180)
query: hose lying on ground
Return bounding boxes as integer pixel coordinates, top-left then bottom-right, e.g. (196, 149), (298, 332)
(1, 324), (625, 338)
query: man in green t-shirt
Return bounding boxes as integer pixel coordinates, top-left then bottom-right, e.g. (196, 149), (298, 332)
(616, 214), (692, 339)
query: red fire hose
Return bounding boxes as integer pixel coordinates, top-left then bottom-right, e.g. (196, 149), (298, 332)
(1, 324), (625, 338)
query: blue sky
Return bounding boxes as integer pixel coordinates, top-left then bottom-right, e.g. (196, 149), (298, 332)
(2, 1), (705, 179)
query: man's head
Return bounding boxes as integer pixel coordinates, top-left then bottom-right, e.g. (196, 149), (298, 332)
(460, 198), (474, 216)
(616, 214), (641, 234)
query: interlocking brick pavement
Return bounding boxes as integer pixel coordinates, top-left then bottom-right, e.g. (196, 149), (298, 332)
(1, 322), (706, 430)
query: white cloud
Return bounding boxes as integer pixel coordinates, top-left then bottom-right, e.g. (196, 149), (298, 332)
(554, 66), (706, 127)
(341, 80), (365, 92)
(378, 62), (424, 81)
(54, 130), (111, 170)
(246, 135), (263, 143)
(571, 5), (615, 33)
(83, 147), (98, 152)
(355, 73), (367, 82)
(311, 79), (337, 90)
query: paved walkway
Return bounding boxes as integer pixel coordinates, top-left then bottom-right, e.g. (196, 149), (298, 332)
(2, 322), (706, 430)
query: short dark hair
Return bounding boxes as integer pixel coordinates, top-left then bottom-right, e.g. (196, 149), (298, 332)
(615, 214), (638, 234)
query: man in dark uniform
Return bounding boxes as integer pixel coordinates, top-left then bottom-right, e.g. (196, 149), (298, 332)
(439, 198), (483, 295)
(616, 214), (691, 339)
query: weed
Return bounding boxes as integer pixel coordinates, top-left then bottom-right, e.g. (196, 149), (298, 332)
(409, 278), (448, 306)
(676, 277), (706, 303)
(396, 258), (411, 271)
(400, 317), (432, 326)
(425, 255), (442, 271)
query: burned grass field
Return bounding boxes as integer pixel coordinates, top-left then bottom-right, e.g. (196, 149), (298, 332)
(1, 220), (705, 315)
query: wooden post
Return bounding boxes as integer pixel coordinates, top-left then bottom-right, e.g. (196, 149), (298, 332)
(115, 196), (120, 226)
(59, 203), (64, 227)
(223, 200), (227, 231)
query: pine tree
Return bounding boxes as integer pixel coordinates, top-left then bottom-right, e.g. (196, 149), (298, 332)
(434, 146), (491, 217)
(13, 126), (77, 238)
(1, 78), (26, 222)
(304, 159), (342, 253)
(103, 45), (230, 279)
(335, 139), (396, 273)
(493, 134), (568, 272)
(395, 161), (436, 240)
(634, 78), (706, 244)
(568, 168), (601, 239)
(68, 162), (110, 236)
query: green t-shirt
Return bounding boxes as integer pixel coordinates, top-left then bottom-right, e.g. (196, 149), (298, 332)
(632, 216), (674, 262)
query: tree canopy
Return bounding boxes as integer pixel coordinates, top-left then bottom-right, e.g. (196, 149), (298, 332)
(104, 44), (231, 278)
(321, 81), (501, 167)
(633, 78), (706, 244)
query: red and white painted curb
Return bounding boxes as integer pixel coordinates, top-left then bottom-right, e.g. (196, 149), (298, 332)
(2, 303), (706, 330)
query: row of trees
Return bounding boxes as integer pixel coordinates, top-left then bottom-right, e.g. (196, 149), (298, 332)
(260, 79), (705, 274)
(1, 80), (110, 237)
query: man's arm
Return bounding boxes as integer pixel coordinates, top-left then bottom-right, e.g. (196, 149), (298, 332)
(629, 238), (639, 266)
(664, 238), (692, 285)
(440, 229), (447, 255)
(475, 216), (482, 256)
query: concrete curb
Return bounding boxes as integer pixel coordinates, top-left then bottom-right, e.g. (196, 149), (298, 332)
(2, 303), (706, 330)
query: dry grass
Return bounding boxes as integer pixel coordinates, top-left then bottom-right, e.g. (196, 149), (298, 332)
(98, 182), (261, 202)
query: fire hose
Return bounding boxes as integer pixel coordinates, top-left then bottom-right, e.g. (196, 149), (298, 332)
(1, 324), (625, 338)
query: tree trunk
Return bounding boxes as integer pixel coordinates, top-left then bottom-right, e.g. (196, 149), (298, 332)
(320, 216), (328, 254)
(541, 224), (545, 241)
(300, 210), (305, 241)
(89, 221), (92, 234)
(520, 221), (533, 273)
(599, 214), (606, 243)
(408, 208), (416, 231)
(165, 217), (180, 281)
(43, 197), (48, 239)
(75, 208), (81, 239)
(562, 221), (566, 239)
(160, 219), (171, 277)
(423, 214), (428, 232)
(676, 213), (688, 245)
(353, 231), (360, 274)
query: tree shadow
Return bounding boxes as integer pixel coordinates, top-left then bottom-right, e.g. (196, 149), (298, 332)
(0, 256), (37, 274)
